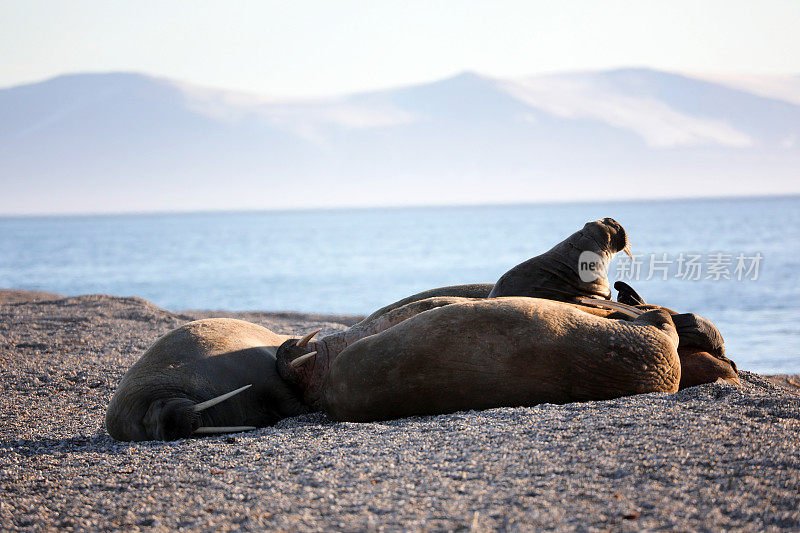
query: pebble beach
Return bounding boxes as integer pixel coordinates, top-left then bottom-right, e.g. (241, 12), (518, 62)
(1, 289), (798, 531)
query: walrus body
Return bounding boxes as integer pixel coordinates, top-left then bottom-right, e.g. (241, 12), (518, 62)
(363, 282), (736, 394)
(279, 297), (682, 422)
(105, 319), (309, 441)
(489, 217), (630, 302)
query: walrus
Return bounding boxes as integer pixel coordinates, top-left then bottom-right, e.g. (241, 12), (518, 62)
(105, 319), (310, 441)
(488, 217), (632, 302)
(346, 218), (631, 326)
(105, 293), (476, 441)
(340, 217), (631, 332)
(353, 218), (630, 320)
(276, 297), (682, 422)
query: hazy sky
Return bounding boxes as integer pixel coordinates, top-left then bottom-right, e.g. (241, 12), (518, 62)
(2, 0), (799, 97)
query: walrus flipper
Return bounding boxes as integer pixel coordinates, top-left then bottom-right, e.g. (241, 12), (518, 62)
(614, 281), (647, 306)
(489, 218), (630, 303)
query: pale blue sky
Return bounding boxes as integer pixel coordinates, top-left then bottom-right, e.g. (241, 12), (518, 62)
(2, 0), (799, 97)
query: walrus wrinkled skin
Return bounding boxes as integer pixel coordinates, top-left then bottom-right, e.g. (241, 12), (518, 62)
(278, 297), (681, 422)
(105, 319), (309, 441)
(276, 295), (480, 408)
(489, 217), (630, 302)
(611, 281), (740, 389)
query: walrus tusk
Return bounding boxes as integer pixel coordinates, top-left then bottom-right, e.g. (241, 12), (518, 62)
(296, 329), (322, 348)
(192, 384), (253, 412)
(622, 242), (633, 259)
(578, 298), (644, 318)
(290, 351), (317, 368)
(193, 426), (257, 434)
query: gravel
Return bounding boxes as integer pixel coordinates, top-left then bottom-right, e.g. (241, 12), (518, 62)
(1, 289), (798, 531)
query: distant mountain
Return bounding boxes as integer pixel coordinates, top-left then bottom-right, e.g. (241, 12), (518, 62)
(1, 69), (798, 215)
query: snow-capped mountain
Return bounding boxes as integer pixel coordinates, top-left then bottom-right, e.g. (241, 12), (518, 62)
(1, 68), (798, 215)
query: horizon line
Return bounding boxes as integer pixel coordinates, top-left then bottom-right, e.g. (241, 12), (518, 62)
(2, 192), (798, 220)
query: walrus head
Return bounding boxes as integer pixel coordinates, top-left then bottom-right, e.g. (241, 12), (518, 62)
(106, 379), (266, 441)
(274, 329), (331, 410)
(137, 397), (201, 441)
(670, 312), (739, 388)
(489, 217), (631, 302)
(613, 282), (730, 359)
(105, 319), (311, 441)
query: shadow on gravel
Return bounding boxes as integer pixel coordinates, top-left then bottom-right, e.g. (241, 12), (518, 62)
(2, 433), (132, 457)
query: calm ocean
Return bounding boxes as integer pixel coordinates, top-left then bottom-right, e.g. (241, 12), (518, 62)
(1, 196), (798, 373)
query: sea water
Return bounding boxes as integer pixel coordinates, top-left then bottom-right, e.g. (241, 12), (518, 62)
(1, 196), (798, 373)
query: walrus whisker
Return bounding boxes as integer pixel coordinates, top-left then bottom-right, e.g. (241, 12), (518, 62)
(192, 384), (253, 412)
(193, 426), (257, 434)
(296, 329), (322, 348)
(290, 351), (318, 368)
(578, 298), (644, 318)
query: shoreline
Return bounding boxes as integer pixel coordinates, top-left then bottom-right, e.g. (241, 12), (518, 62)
(2, 287), (797, 380)
(1, 289), (798, 530)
